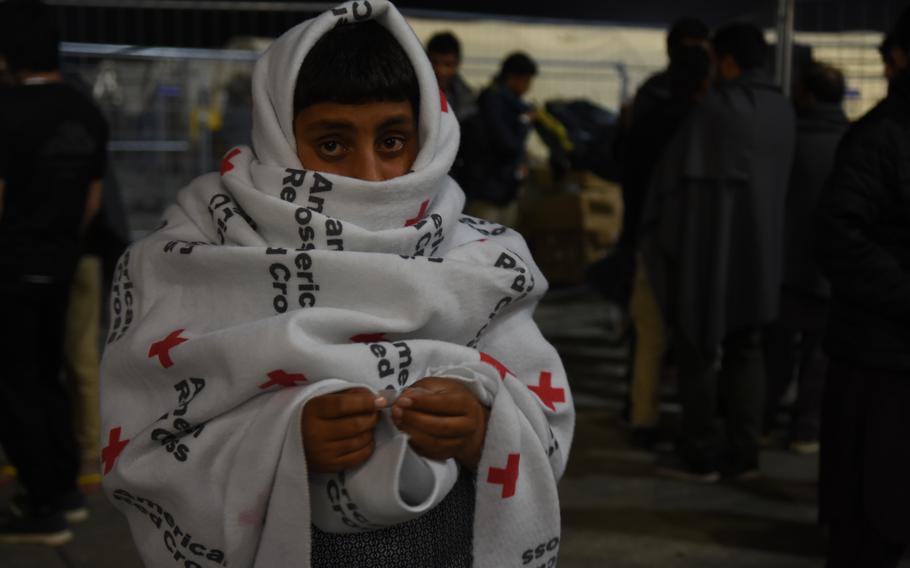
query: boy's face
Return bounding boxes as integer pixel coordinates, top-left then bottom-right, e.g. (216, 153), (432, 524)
(293, 100), (418, 182)
(429, 51), (459, 90)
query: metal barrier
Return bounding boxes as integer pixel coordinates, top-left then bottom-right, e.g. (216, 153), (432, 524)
(60, 40), (633, 236)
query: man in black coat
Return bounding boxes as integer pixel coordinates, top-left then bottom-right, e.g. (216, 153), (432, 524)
(764, 61), (849, 454)
(622, 45), (711, 444)
(816, 8), (910, 567)
(643, 23), (796, 481)
(631, 18), (710, 124)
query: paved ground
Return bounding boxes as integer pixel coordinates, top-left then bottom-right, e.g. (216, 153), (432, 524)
(3, 288), (909, 567)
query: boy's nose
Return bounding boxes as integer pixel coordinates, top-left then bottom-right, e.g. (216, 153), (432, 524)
(353, 151), (385, 182)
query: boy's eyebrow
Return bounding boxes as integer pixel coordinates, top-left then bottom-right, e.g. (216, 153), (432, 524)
(376, 114), (415, 130)
(306, 119), (356, 132)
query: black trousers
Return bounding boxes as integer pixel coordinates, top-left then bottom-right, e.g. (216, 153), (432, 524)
(820, 360), (910, 567)
(764, 290), (828, 441)
(675, 328), (765, 468)
(0, 278), (80, 509)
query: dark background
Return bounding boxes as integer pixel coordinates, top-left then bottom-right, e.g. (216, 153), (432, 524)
(48, 0), (910, 49)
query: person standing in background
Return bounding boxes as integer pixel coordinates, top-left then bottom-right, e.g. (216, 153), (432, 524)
(816, 8), (910, 567)
(0, 0), (108, 545)
(59, 70), (131, 497)
(642, 23), (796, 482)
(623, 45), (712, 448)
(631, 18), (711, 124)
(879, 31), (899, 82)
(763, 61), (848, 455)
(426, 31), (478, 193)
(462, 52), (538, 227)
(426, 31), (476, 123)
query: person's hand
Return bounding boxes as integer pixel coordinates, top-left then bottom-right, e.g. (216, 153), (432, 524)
(391, 377), (490, 469)
(302, 388), (386, 473)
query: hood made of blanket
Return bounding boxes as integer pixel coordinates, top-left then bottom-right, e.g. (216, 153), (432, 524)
(241, 0), (460, 232)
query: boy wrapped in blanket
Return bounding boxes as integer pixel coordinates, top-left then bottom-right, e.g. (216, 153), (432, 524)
(100, 2), (574, 566)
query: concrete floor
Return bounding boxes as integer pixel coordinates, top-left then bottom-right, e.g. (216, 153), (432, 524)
(3, 288), (908, 567)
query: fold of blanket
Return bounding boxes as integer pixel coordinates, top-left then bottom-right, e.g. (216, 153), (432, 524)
(100, 1), (574, 566)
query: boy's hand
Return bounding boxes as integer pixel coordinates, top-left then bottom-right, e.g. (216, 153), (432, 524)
(392, 377), (490, 469)
(302, 388), (386, 473)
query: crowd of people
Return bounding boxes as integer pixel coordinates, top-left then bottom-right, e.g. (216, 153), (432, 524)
(0, 0), (908, 566)
(613, 13), (910, 568)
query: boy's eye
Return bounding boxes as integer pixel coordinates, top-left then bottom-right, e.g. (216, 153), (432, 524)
(317, 140), (346, 157)
(379, 136), (406, 153)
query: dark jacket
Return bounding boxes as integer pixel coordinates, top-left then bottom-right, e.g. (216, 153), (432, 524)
(783, 103), (849, 298)
(621, 95), (697, 249)
(444, 74), (477, 124)
(460, 82), (532, 206)
(631, 70), (671, 124)
(446, 74), (477, 191)
(642, 71), (796, 357)
(815, 72), (910, 371)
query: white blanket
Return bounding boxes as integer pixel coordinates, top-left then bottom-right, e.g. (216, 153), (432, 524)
(100, 1), (574, 566)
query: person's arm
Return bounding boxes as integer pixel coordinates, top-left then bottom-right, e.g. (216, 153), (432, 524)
(815, 126), (910, 320)
(82, 109), (109, 234)
(81, 178), (103, 233)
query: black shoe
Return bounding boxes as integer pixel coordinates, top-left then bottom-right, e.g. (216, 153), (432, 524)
(9, 491), (88, 524)
(0, 509), (72, 546)
(655, 452), (720, 484)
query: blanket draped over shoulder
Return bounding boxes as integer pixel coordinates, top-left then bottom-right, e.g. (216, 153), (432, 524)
(100, 2), (574, 567)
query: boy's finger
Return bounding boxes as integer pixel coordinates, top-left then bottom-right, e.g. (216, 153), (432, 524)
(316, 388), (385, 418)
(326, 444), (375, 473)
(404, 429), (462, 462)
(324, 412), (380, 440)
(396, 389), (474, 416)
(394, 409), (475, 439)
(325, 431), (373, 456)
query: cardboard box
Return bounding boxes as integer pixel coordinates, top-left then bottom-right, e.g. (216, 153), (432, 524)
(520, 172), (623, 285)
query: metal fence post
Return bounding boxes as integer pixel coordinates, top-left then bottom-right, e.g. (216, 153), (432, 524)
(775, 0), (796, 96)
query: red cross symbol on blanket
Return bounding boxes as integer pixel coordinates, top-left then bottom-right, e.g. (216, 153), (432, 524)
(440, 88), (449, 113)
(480, 352), (512, 380)
(350, 333), (388, 343)
(101, 427), (129, 475)
(487, 453), (520, 498)
(528, 371), (566, 412)
(220, 148), (241, 175)
(148, 329), (188, 369)
(259, 369), (308, 390)
(404, 200), (430, 227)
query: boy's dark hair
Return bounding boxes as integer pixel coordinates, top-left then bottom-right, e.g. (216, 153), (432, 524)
(712, 23), (768, 71)
(879, 31), (896, 65)
(801, 60), (845, 104)
(293, 20), (420, 117)
(669, 45), (711, 99)
(427, 31), (461, 60)
(667, 18), (710, 61)
(498, 52), (538, 81)
(0, 0), (60, 73)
